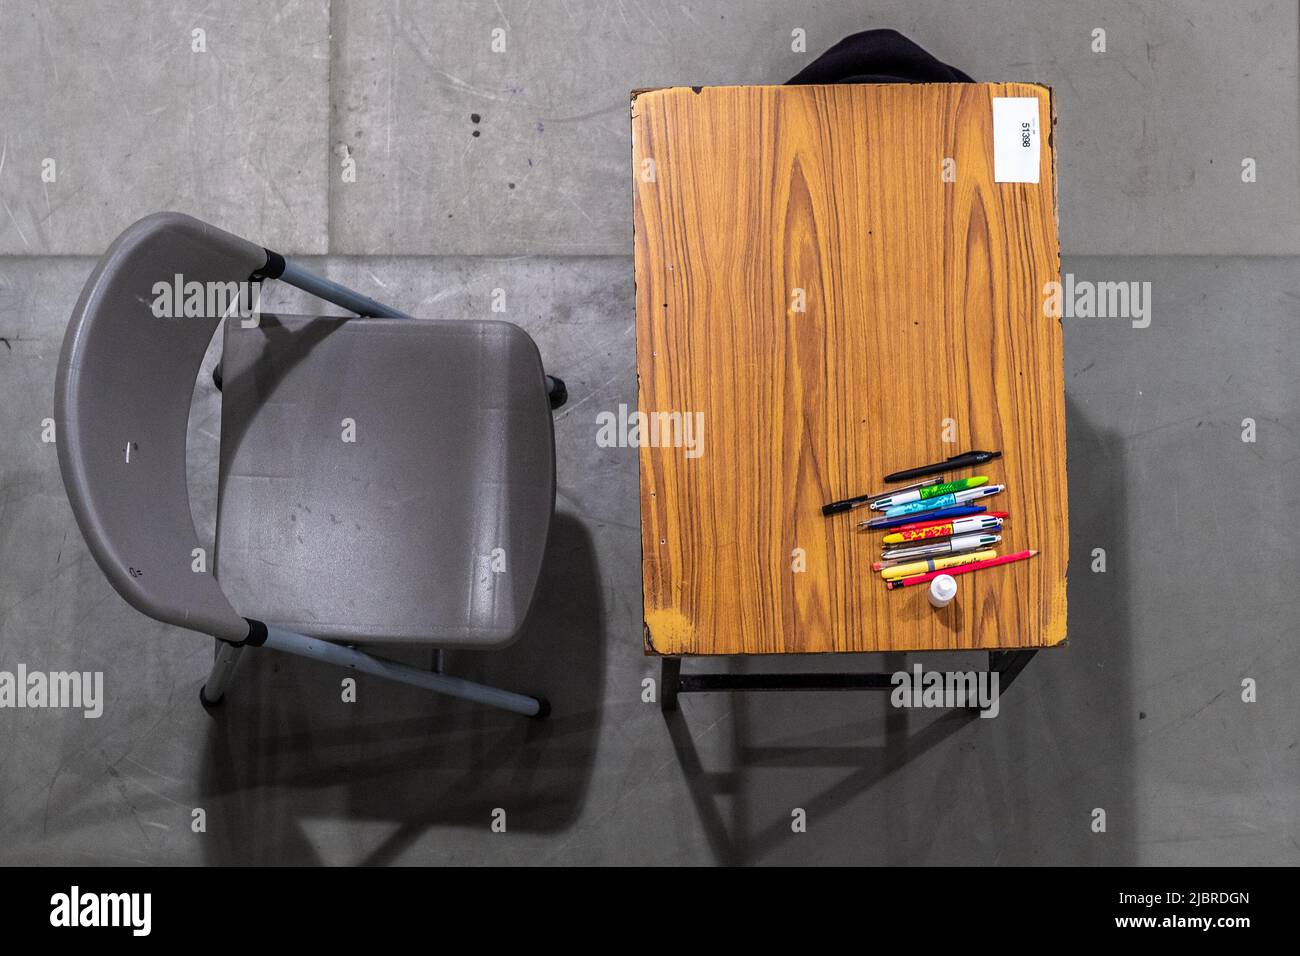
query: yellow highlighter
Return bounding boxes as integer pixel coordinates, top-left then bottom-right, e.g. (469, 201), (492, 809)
(880, 549), (997, 581)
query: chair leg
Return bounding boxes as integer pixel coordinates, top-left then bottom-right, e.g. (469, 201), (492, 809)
(200, 641), (245, 709)
(546, 374), (567, 409)
(261, 627), (549, 718)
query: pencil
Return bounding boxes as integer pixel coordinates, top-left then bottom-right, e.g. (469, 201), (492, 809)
(885, 550), (1038, 589)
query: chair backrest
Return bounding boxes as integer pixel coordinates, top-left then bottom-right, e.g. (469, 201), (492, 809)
(55, 213), (268, 642)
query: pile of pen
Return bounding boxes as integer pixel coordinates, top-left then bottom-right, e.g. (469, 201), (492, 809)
(821, 449), (1038, 590)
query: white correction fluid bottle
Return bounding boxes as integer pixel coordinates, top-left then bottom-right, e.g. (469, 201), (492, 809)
(928, 574), (957, 608)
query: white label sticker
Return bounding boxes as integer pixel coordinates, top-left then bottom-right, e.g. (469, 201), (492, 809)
(992, 97), (1041, 184)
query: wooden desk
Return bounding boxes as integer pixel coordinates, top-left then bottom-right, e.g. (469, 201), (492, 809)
(632, 83), (1067, 663)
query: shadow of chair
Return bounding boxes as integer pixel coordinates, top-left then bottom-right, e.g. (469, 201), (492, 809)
(196, 512), (603, 864)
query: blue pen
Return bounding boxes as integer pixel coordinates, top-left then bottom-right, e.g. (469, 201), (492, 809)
(858, 504), (986, 531)
(884, 485), (1004, 518)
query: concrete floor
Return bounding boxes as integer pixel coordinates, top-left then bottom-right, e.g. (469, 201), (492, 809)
(0, 2), (1296, 865)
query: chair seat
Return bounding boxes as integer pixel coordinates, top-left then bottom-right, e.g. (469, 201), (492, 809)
(215, 314), (555, 648)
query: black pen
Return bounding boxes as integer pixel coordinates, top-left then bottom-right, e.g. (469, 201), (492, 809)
(822, 477), (941, 516)
(883, 450), (1001, 484)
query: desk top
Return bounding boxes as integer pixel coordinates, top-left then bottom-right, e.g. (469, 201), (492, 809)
(632, 83), (1067, 656)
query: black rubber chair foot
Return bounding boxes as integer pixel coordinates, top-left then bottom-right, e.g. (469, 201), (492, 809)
(546, 375), (567, 410)
(532, 697), (552, 719)
(199, 685), (224, 715)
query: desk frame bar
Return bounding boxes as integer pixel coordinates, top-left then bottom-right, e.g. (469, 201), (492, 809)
(660, 649), (1038, 712)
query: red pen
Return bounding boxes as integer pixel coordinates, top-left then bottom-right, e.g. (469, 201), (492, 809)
(880, 511), (1009, 544)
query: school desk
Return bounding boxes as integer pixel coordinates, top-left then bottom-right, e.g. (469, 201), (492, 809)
(631, 83), (1067, 705)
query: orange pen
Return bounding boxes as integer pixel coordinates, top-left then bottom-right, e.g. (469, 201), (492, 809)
(880, 511), (1009, 544)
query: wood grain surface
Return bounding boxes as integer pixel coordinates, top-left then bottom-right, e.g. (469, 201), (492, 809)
(632, 83), (1066, 656)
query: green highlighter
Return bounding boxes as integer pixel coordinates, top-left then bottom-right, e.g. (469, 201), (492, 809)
(870, 476), (988, 511)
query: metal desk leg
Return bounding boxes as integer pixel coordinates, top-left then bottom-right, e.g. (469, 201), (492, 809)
(661, 657), (682, 712)
(968, 649), (1039, 714)
(990, 649), (1038, 693)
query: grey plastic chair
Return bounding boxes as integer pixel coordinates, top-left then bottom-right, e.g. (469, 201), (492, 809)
(55, 212), (564, 717)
